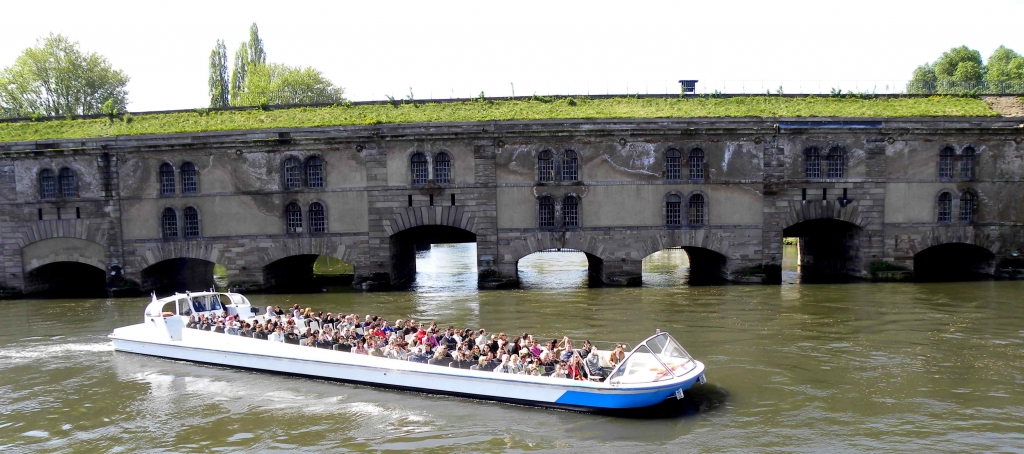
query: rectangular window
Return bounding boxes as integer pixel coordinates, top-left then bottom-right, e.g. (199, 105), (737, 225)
(689, 155), (704, 180)
(806, 155), (821, 179)
(939, 155), (954, 178)
(429, 194), (434, 207)
(408, 195), (413, 207)
(801, 188), (807, 201)
(826, 156), (844, 179)
(76, 207), (81, 219)
(38, 208), (42, 220)
(451, 194), (455, 206)
(666, 201), (681, 225)
(184, 214), (200, 238)
(563, 199), (579, 227)
(538, 159), (554, 183)
(160, 169), (176, 194)
(412, 161), (428, 185)
(56, 208), (61, 220)
(666, 157), (681, 180)
(539, 200), (554, 228)
(960, 155), (973, 179)
(822, 188), (827, 200)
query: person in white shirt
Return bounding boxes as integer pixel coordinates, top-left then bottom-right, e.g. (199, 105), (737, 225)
(475, 329), (487, 349)
(269, 327), (285, 342)
(493, 354), (511, 373)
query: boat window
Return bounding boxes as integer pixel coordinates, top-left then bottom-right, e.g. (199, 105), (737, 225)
(177, 298), (191, 315)
(644, 333), (696, 376)
(607, 345), (675, 385)
(207, 295), (223, 311)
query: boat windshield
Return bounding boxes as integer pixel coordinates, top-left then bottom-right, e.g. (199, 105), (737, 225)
(607, 333), (696, 385)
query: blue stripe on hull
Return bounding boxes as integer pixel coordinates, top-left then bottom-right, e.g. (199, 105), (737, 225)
(554, 376), (701, 409)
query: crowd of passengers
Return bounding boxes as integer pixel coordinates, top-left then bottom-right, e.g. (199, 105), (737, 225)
(185, 304), (628, 381)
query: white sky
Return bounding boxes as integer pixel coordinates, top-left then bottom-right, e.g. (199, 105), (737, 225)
(2, 0), (1023, 111)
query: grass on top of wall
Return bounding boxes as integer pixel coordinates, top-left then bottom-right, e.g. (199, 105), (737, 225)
(0, 96), (998, 143)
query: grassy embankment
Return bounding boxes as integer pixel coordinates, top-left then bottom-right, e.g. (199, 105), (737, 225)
(0, 96), (998, 143)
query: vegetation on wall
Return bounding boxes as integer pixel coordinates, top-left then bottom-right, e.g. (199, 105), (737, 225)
(0, 95), (997, 143)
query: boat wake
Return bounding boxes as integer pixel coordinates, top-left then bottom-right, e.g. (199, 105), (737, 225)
(0, 341), (113, 366)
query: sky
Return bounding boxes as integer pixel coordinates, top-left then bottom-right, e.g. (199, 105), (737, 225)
(2, 0), (1023, 112)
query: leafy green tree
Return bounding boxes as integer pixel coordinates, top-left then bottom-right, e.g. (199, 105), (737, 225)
(247, 23), (266, 67)
(230, 42), (248, 105)
(907, 63), (938, 94)
(0, 34), (129, 117)
(236, 63), (344, 106)
(208, 39), (229, 107)
(984, 45), (1024, 93)
(933, 46), (984, 93)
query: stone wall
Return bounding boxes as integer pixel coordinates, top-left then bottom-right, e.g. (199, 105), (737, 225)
(0, 117), (1022, 295)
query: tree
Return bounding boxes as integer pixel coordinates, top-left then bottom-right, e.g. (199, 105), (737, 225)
(0, 34), (129, 118)
(907, 63), (937, 94)
(247, 23), (266, 67)
(208, 40), (229, 108)
(236, 63), (344, 106)
(933, 46), (984, 93)
(230, 42), (248, 105)
(984, 46), (1024, 93)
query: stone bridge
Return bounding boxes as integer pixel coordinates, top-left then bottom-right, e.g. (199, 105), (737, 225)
(1, 116), (1023, 296)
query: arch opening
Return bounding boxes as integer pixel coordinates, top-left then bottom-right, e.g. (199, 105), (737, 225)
(24, 262), (106, 298)
(516, 249), (601, 289)
(914, 243), (995, 282)
(141, 258), (222, 295)
(642, 247), (727, 287)
(390, 225), (477, 289)
(782, 218), (862, 283)
(263, 255), (355, 293)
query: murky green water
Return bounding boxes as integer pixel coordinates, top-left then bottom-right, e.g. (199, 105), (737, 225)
(2, 244), (1023, 452)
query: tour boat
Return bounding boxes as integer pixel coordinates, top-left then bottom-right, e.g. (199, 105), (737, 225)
(109, 291), (708, 413)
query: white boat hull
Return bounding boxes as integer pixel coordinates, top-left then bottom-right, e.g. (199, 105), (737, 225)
(110, 322), (705, 412)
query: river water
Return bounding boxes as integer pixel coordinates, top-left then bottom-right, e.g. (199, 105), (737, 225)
(2, 244), (1023, 452)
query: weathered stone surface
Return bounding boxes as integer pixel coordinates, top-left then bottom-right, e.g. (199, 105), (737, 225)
(1, 117), (1022, 294)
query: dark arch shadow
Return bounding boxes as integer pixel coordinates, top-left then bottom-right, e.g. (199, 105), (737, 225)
(24, 261), (107, 298)
(914, 243), (996, 282)
(642, 247), (728, 287)
(783, 218), (862, 283)
(390, 225), (477, 289)
(263, 254), (355, 293)
(141, 258), (219, 296)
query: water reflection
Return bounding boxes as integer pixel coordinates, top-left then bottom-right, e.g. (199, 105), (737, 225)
(642, 248), (689, 287)
(518, 251), (589, 289)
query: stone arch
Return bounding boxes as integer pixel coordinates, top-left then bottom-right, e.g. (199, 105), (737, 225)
(914, 241), (997, 281)
(778, 199), (869, 231)
(256, 237), (359, 271)
(22, 237), (106, 274)
(384, 204), (481, 237)
(906, 226), (1000, 257)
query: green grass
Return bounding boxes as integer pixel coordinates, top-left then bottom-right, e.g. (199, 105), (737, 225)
(0, 96), (998, 143)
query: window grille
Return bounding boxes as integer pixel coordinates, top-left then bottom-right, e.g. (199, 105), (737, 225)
(434, 153), (451, 184)
(805, 148), (821, 179)
(939, 147), (955, 179)
(39, 169), (55, 199)
(562, 150), (578, 182)
(306, 157), (323, 188)
(826, 148), (845, 179)
(666, 194), (682, 226)
(689, 194), (706, 225)
(411, 153), (428, 185)
(689, 149), (704, 180)
(180, 162), (197, 193)
(162, 208), (178, 238)
(937, 192), (952, 222)
(960, 147), (975, 179)
(538, 151), (554, 182)
(563, 195), (579, 227)
(538, 196), (555, 228)
(960, 191), (975, 222)
(309, 202), (326, 233)
(283, 158), (301, 189)
(183, 207), (200, 238)
(160, 163), (176, 194)
(665, 149), (681, 180)
(286, 203), (303, 232)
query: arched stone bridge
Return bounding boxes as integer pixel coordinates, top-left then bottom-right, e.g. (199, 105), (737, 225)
(1, 116), (1023, 295)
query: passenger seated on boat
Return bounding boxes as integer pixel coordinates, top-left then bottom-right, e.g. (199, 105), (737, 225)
(352, 339), (368, 355)
(191, 298), (205, 314)
(269, 327), (285, 342)
(475, 329), (487, 349)
(408, 346), (430, 363)
(199, 315), (213, 331)
(608, 344), (625, 370)
(567, 353), (586, 381)
(528, 339), (542, 357)
(551, 362), (569, 379)
(585, 351), (604, 380)
(493, 354), (512, 373)
(213, 321), (225, 334)
(507, 353), (523, 374)
(186, 315), (199, 329)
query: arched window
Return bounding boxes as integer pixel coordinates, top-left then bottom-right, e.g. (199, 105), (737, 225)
(160, 163), (176, 194)
(58, 168), (76, 198)
(805, 148), (821, 179)
(666, 194), (682, 226)
(309, 202), (326, 233)
(665, 149), (682, 181)
(960, 191), (976, 223)
(939, 147), (955, 179)
(937, 192), (952, 222)
(960, 147), (975, 179)
(562, 150), (578, 182)
(563, 195), (579, 227)
(39, 169), (55, 199)
(306, 156), (323, 188)
(283, 158), (301, 189)
(689, 148), (705, 180)
(162, 208), (178, 238)
(826, 147), (845, 179)
(434, 152), (451, 184)
(411, 153), (428, 185)
(538, 196), (555, 228)
(538, 151), (554, 183)
(180, 162), (197, 194)
(688, 194), (706, 225)
(285, 203), (303, 233)
(183, 206), (200, 238)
